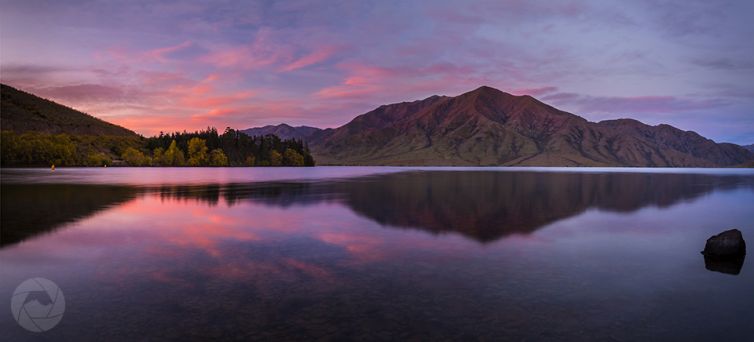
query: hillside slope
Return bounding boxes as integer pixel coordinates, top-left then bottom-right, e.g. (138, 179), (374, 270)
(1, 83), (143, 166)
(309, 86), (752, 167)
(1, 83), (137, 137)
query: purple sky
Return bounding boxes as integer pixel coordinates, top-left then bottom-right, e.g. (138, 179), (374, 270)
(1, 0), (753, 144)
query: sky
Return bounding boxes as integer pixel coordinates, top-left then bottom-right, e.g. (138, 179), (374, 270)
(1, 0), (753, 144)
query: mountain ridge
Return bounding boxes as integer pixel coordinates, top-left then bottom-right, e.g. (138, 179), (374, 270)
(1, 83), (138, 137)
(241, 124), (321, 140)
(302, 86), (752, 166)
(3, 82), (751, 167)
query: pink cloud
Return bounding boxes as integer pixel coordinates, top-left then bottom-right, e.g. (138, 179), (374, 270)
(143, 41), (194, 63)
(313, 62), (490, 103)
(3, 66), (268, 135)
(96, 41), (196, 64)
(280, 46), (338, 72)
(30, 83), (138, 103)
(199, 29), (293, 70)
(182, 90), (255, 108)
(110, 114), (193, 134)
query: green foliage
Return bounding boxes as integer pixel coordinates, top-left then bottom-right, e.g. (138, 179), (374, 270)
(269, 150), (282, 166)
(1, 131), (76, 166)
(1, 126), (315, 167)
(152, 147), (165, 166)
(163, 140), (185, 166)
(145, 127), (315, 167)
(283, 148), (304, 166)
(209, 149), (229, 166)
(86, 152), (112, 167)
(1, 130), (143, 167)
(187, 137), (209, 166)
(121, 147), (149, 166)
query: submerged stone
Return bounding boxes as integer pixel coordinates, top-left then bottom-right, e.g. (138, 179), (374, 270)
(703, 254), (745, 275)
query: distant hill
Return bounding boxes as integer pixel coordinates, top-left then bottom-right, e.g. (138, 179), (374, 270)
(241, 124), (321, 140)
(1, 83), (144, 166)
(1, 83), (137, 137)
(307, 86), (753, 167)
(0, 84), (314, 167)
(745, 144), (754, 153)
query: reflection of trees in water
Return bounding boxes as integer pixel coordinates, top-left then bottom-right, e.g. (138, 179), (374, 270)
(1, 184), (138, 246)
(3, 171), (753, 247)
(155, 182), (321, 207)
(0, 182), (324, 247)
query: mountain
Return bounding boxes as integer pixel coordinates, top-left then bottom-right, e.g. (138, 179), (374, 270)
(241, 124), (321, 140)
(1, 83), (144, 166)
(308, 86), (753, 167)
(1, 83), (138, 137)
(745, 144), (754, 153)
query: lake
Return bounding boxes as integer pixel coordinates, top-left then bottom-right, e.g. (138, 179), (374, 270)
(1, 167), (753, 340)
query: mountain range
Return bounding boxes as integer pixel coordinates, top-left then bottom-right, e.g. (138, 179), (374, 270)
(245, 86), (753, 167)
(1, 83), (751, 167)
(241, 124), (320, 140)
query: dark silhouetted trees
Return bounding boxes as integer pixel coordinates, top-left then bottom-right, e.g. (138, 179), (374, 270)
(144, 127), (315, 166)
(209, 149), (229, 166)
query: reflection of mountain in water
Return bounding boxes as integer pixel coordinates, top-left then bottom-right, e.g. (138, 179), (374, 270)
(323, 172), (753, 242)
(1, 184), (138, 247)
(3, 171), (753, 246)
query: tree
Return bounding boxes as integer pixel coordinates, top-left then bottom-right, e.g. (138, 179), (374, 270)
(245, 155), (255, 166)
(209, 149), (229, 166)
(0, 131), (78, 166)
(187, 137), (209, 166)
(141, 126), (316, 167)
(269, 150), (282, 166)
(163, 140), (185, 166)
(283, 148), (304, 166)
(121, 147), (148, 166)
(152, 147), (165, 166)
(86, 152), (112, 166)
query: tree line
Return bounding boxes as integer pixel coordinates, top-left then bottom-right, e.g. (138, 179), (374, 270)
(1, 127), (315, 167)
(142, 127), (314, 166)
(1, 131), (141, 167)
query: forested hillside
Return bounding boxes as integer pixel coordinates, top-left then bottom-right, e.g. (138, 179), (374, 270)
(1, 84), (315, 167)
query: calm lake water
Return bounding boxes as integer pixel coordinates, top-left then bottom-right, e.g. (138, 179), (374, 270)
(1, 167), (753, 341)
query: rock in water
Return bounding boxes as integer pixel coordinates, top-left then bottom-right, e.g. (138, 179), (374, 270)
(702, 229), (746, 257)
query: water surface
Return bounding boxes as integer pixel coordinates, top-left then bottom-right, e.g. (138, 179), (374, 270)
(1, 167), (753, 340)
